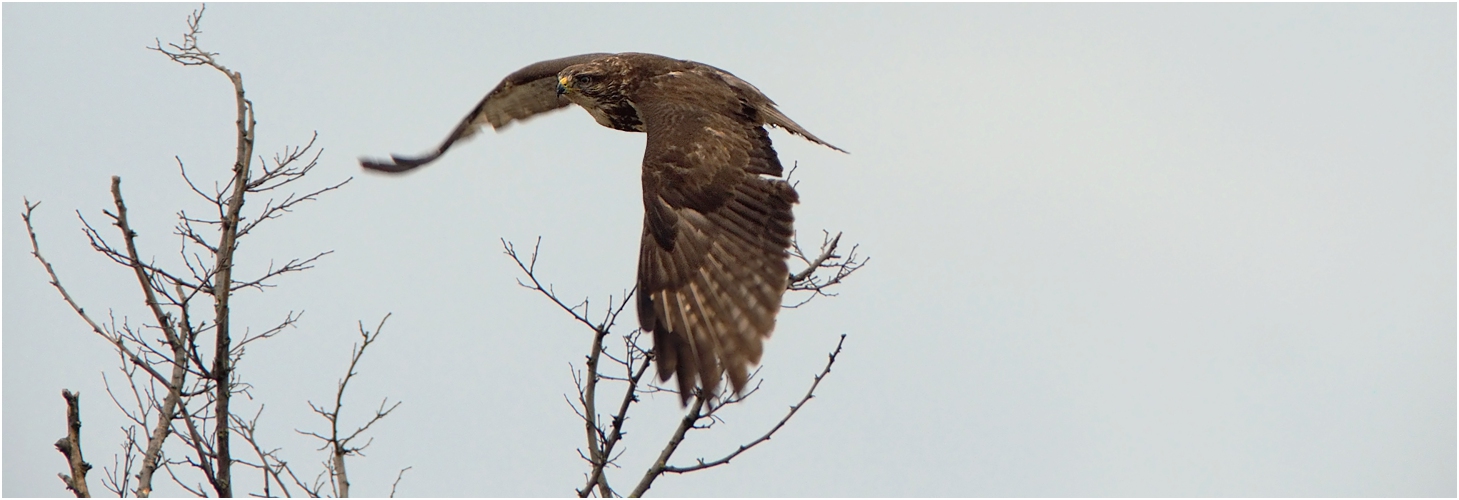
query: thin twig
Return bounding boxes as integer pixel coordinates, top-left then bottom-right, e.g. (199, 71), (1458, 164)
(101, 425), (138, 497)
(665, 334), (846, 473)
(630, 334), (847, 496)
(789, 232), (842, 284)
(22, 200), (170, 386)
(389, 466), (412, 498)
(233, 408), (294, 498)
(786, 231), (868, 308)
(173, 397), (221, 495)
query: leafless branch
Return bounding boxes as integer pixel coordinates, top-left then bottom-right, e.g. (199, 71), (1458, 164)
(298, 315), (400, 498)
(234, 252), (334, 290)
(577, 337), (653, 498)
(104, 176), (195, 498)
(786, 231), (868, 308)
(149, 6), (256, 494)
(23, 200), (173, 387)
(100, 425), (139, 497)
(56, 390), (94, 497)
(172, 398), (221, 495)
(625, 334), (844, 496)
(578, 321), (612, 497)
(234, 310), (303, 355)
(627, 393), (706, 498)
(161, 461), (209, 497)
(232, 407), (303, 498)
(389, 466), (412, 498)
(235, 133), (352, 239)
(146, 5), (213, 67)
(260, 437), (325, 499)
(505, 238), (654, 498)
(506, 235), (857, 497)
(77, 213), (205, 295)
(664, 334), (846, 474)
(503, 237), (634, 333)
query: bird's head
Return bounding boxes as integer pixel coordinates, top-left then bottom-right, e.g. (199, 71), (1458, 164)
(556, 64), (614, 101)
(556, 58), (643, 132)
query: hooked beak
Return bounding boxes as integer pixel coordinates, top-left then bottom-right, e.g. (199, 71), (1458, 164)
(556, 76), (570, 96)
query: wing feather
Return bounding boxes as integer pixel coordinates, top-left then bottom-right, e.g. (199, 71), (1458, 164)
(690, 63), (847, 153)
(633, 71), (798, 404)
(360, 53), (611, 172)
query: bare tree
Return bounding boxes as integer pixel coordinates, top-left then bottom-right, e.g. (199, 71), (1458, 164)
(503, 227), (866, 497)
(26, 6), (402, 497)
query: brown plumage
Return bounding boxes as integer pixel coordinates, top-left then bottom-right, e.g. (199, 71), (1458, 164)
(361, 53), (843, 404)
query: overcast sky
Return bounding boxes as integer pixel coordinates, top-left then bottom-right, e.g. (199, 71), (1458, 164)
(4, 3), (1455, 497)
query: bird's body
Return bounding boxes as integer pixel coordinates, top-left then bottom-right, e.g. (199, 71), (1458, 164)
(362, 53), (842, 404)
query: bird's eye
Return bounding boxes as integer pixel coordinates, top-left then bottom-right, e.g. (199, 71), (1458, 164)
(575, 74), (598, 85)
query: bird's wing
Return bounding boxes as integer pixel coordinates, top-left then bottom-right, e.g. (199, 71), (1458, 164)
(692, 63), (847, 153)
(632, 72), (799, 404)
(360, 53), (612, 172)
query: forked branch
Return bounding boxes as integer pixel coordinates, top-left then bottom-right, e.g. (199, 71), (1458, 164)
(629, 334), (847, 497)
(787, 231), (868, 308)
(298, 315), (403, 498)
(505, 235), (858, 497)
(108, 177), (194, 498)
(23, 200), (169, 387)
(151, 6), (257, 495)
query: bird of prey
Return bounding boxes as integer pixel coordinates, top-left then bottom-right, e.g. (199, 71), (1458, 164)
(361, 53), (843, 404)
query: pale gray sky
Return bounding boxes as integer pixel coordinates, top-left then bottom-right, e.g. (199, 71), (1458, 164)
(5, 3), (1454, 497)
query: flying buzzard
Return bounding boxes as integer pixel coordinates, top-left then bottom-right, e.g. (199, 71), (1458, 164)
(361, 53), (843, 404)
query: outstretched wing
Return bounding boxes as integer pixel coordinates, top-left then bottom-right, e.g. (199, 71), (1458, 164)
(633, 71), (799, 404)
(360, 53), (611, 172)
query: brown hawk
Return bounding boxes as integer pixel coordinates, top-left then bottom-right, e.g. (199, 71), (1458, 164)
(361, 53), (843, 404)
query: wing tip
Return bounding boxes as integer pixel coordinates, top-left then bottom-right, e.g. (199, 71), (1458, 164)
(358, 153), (438, 173)
(802, 133), (848, 154)
(773, 125), (848, 154)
